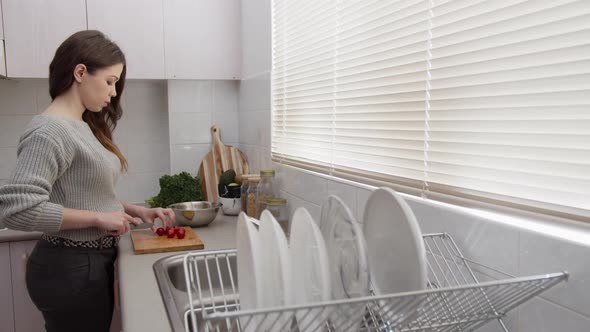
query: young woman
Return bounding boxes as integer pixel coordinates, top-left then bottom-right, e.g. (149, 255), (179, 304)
(0, 30), (174, 332)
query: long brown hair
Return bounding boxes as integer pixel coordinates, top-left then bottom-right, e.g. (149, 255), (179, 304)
(49, 30), (128, 172)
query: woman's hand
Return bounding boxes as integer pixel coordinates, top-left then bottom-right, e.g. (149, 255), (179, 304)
(135, 207), (175, 230)
(95, 211), (141, 235)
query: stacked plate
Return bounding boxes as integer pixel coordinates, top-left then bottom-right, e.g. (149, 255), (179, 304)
(236, 213), (263, 332)
(236, 187), (428, 331)
(317, 195), (369, 332)
(363, 188), (428, 323)
(258, 210), (292, 331)
(237, 207), (331, 332)
(289, 207), (332, 332)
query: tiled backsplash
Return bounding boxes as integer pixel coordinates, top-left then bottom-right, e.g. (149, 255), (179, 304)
(237, 72), (272, 173)
(167, 80), (239, 176)
(0, 79), (170, 203)
(0, 78), (241, 204)
(115, 81), (169, 203)
(0, 79), (51, 189)
(270, 163), (590, 332)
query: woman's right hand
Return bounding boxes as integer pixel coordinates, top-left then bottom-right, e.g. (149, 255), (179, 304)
(95, 211), (141, 235)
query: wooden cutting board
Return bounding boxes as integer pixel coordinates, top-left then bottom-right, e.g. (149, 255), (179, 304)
(198, 125), (249, 202)
(130, 227), (204, 255)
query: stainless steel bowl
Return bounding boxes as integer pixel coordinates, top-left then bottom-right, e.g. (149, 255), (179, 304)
(168, 201), (221, 227)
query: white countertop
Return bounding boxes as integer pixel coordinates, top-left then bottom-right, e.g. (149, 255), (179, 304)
(0, 228), (42, 242)
(117, 212), (238, 332)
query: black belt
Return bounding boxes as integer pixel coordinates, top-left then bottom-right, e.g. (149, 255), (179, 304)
(41, 234), (119, 249)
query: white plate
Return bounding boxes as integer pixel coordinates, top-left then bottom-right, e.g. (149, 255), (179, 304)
(258, 210), (292, 331)
(363, 188), (427, 322)
(236, 212), (264, 332)
(319, 195), (369, 332)
(289, 207), (331, 332)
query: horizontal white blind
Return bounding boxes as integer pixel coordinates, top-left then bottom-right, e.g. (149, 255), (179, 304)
(334, 0), (430, 182)
(272, 0), (590, 221)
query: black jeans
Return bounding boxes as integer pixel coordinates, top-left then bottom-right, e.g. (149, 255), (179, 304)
(25, 239), (117, 332)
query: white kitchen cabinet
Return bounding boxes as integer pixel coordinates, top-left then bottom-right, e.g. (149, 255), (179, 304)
(0, 243), (14, 332)
(1, 41), (6, 77)
(1, 1), (6, 77)
(163, 0), (241, 80)
(10, 240), (44, 332)
(1, 0), (87, 78)
(0, 0), (4, 39)
(87, 0), (166, 79)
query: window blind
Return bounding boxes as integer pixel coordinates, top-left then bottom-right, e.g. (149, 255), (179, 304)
(271, 0), (590, 221)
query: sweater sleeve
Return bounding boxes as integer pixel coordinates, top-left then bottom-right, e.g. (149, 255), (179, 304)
(0, 131), (68, 232)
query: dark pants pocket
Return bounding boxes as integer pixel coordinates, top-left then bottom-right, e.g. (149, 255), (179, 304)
(26, 242), (116, 332)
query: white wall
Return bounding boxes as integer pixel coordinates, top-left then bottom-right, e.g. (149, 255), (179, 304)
(0, 79), (49, 188)
(239, 0), (273, 174)
(167, 80), (239, 176)
(238, 1), (590, 331)
(0, 78), (240, 204)
(0, 79), (170, 203)
(115, 80), (170, 203)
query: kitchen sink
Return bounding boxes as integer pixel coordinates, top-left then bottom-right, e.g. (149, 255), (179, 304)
(153, 251), (239, 332)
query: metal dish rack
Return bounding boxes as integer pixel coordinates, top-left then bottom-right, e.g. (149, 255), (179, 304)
(182, 233), (568, 332)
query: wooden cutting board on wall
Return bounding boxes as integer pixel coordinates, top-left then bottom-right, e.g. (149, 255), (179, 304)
(130, 227), (204, 255)
(198, 126), (249, 202)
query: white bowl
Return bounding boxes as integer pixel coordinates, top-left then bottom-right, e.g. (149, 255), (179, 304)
(219, 197), (241, 215)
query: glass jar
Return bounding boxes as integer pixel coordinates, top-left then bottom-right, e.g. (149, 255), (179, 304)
(256, 170), (276, 218)
(246, 177), (260, 218)
(240, 174), (256, 213)
(265, 198), (288, 235)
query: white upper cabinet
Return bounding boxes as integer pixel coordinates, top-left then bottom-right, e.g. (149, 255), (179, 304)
(163, 0), (241, 80)
(87, 0), (166, 79)
(1, 0), (87, 78)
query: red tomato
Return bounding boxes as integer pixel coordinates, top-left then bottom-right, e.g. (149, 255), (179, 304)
(156, 227), (166, 236)
(176, 228), (186, 239)
(172, 226), (180, 234)
(166, 228), (176, 238)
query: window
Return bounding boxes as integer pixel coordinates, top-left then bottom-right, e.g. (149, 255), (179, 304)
(271, 0), (590, 221)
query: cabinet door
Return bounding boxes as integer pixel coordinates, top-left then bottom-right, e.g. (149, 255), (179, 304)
(87, 0), (165, 79)
(1, 41), (6, 77)
(10, 240), (44, 332)
(0, 243), (14, 332)
(1, 0), (87, 78)
(0, 0), (4, 39)
(163, 0), (241, 79)
(0, 1), (6, 76)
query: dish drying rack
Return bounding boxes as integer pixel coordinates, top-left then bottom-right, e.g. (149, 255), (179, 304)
(181, 233), (568, 332)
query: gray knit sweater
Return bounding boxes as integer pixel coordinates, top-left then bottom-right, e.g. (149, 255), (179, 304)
(0, 115), (124, 241)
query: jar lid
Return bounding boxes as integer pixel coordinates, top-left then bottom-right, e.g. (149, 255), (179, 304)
(266, 198), (287, 205)
(248, 177), (260, 182)
(260, 170), (276, 176)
